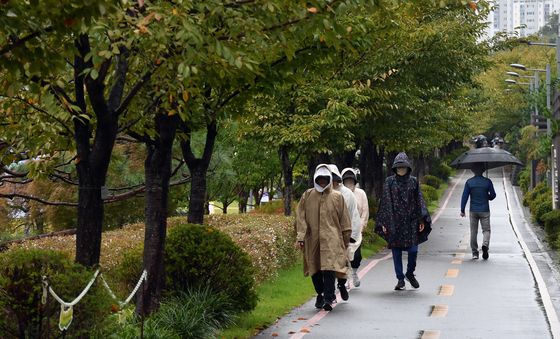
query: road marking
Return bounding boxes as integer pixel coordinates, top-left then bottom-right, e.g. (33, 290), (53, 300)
(445, 269), (459, 278)
(431, 171), (465, 223)
(438, 284), (454, 296)
(289, 170), (466, 339)
(420, 330), (441, 339)
(502, 174), (560, 338)
(454, 252), (465, 258)
(288, 253), (392, 339)
(451, 259), (462, 265)
(430, 304), (449, 317)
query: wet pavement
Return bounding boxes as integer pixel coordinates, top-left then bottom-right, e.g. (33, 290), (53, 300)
(256, 169), (560, 339)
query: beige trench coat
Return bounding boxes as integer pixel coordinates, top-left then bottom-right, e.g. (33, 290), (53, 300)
(296, 187), (352, 278)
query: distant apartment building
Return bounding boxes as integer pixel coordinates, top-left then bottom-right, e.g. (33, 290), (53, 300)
(486, 0), (559, 38)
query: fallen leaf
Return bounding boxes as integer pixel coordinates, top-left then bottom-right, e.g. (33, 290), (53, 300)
(297, 317), (307, 320)
(301, 328), (311, 333)
(271, 333), (279, 337)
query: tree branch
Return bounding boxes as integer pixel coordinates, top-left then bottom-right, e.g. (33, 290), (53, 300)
(0, 192), (77, 206)
(0, 27), (53, 56)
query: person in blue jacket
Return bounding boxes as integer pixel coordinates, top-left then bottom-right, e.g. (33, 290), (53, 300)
(460, 164), (496, 260)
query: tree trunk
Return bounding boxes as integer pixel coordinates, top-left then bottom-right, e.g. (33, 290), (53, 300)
(372, 145), (385, 200)
(74, 35), (131, 267)
(136, 113), (177, 316)
(222, 200), (229, 214)
(253, 186), (263, 206)
(334, 149), (356, 170)
(238, 189), (248, 213)
(279, 146), (293, 216)
(358, 138), (375, 199)
(75, 171), (105, 266)
(181, 121), (217, 224)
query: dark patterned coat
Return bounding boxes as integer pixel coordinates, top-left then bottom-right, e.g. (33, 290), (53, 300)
(375, 174), (432, 249)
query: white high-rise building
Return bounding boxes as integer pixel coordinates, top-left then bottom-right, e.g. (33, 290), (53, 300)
(486, 0), (559, 38)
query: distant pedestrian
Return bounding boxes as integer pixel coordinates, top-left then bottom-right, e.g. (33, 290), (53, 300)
(460, 163), (496, 260)
(375, 152), (432, 290)
(341, 167), (369, 287)
(328, 164), (362, 300)
(296, 164), (352, 311)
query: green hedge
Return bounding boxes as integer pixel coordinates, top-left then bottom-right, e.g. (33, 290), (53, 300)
(420, 184), (438, 203)
(0, 249), (112, 338)
(165, 224), (257, 312)
(429, 161), (453, 181)
(422, 175), (443, 189)
(541, 210), (560, 248)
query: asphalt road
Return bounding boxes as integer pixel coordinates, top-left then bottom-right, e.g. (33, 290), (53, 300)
(256, 169), (560, 339)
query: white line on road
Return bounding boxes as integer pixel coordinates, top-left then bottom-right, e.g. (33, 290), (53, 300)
(502, 174), (560, 338)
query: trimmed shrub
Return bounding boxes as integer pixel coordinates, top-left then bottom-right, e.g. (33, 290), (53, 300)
(253, 200), (297, 215)
(205, 214), (298, 282)
(362, 219), (378, 246)
(534, 199), (553, 225)
(430, 162), (452, 181)
(541, 210), (560, 247)
(518, 167), (530, 192)
(524, 182), (549, 207)
(102, 287), (236, 339)
(165, 224), (257, 312)
(420, 184), (438, 203)
(0, 249), (112, 338)
(422, 175), (443, 189)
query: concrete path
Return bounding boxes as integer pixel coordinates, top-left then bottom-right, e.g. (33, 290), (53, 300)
(256, 169), (560, 339)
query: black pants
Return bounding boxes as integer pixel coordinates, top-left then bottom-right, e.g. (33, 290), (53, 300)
(351, 245), (362, 269)
(311, 270), (336, 302)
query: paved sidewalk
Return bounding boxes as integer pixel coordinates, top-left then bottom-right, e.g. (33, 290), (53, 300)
(256, 169), (560, 339)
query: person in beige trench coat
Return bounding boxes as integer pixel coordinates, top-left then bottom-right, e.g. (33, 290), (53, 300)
(296, 164), (352, 311)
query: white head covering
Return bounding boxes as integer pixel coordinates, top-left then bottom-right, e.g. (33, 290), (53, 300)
(327, 164), (342, 182)
(314, 164), (332, 193)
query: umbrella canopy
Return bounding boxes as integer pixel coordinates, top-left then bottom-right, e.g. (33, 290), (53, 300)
(450, 147), (523, 170)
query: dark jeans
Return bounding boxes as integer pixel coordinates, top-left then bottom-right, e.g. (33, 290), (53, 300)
(311, 270), (336, 302)
(391, 245), (418, 280)
(351, 245), (362, 269)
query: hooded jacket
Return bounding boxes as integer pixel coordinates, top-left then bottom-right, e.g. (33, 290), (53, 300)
(328, 165), (362, 242)
(296, 164), (352, 277)
(341, 168), (369, 260)
(375, 152), (432, 248)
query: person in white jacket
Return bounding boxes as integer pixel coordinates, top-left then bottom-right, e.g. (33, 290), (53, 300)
(341, 168), (369, 287)
(327, 164), (362, 299)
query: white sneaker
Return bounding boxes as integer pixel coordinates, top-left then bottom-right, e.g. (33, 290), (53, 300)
(352, 272), (360, 287)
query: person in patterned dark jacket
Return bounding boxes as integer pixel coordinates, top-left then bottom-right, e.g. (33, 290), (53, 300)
(375, 152), (432, 290)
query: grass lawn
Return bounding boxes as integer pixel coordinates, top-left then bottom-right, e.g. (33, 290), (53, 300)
(428, 182), (449, 215)
(220, 236), (387, 339)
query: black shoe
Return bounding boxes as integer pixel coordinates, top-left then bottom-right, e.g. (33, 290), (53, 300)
(314, 294), (324, 309)
(472, 252), (479, 260)
(323, 299), (334, 311)
(394, 279), (405, 290)
(338, 284), (349, 301)
(482, 246), (489, 260)
(405, 273), (420, 289)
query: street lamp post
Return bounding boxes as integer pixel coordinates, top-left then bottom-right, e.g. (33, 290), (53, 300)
(524, 27), (560, 210)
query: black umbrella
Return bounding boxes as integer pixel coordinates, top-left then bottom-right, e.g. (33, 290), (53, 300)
(450, 147), (523, 170)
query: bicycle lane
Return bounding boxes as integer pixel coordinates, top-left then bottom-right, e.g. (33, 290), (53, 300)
(255, 169), (555, 339)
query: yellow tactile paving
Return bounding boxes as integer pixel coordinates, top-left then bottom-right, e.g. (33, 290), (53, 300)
(445, 268), (459, 278)
(438, 284), (455, 296)
(430, 304), (449, 317)
(421, 330), (441, 339)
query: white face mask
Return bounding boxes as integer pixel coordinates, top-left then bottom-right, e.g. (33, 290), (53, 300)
(396, 167), (408, 176)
